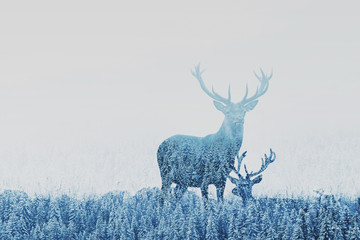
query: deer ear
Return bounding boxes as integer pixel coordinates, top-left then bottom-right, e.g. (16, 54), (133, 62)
(252, 175), (263, 184)
(213, 101), (227, 113)
(228, 176), (238, 185)
(244, 100), (258, 112)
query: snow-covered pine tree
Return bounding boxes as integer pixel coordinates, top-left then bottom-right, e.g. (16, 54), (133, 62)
(259, 209), (272, 239)
(347, 218), (360, 240)
(282, 221), (293, 240)
(333, 224), (345, 240)
(339, 206), (351, 238)
(138, 213), (153, 239)
(49, 200), (61, 223)
(185, 214), (200, 240)
(30, 224), (45, 240)
(44, 216), (64, 240)
(66, 218), (78, 239)
(292, 223), (305, 239)
(227, 212), (241, 240)
(94, 213), (109, 240)
(319, 211), (335, 240)
(205, 212), (219, 240)
(155, 215), (167, 239)
(277, 210), (291, 239)
(265, 226), (278, 240)
(5, 211), (19, 239)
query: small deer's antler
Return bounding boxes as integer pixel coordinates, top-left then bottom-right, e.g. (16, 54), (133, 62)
(244, 149), (276, 179)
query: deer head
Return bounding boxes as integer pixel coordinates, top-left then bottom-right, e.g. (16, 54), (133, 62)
(191, 64), (272, 130)
(228, 149), (276, 202)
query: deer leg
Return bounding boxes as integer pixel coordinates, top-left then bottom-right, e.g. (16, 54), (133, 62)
(200, 185), (208, 199)
(161, 180), (171, 192)
(216, 184), (225, 202)
(159, 179), (171, 206)
(200, 185), (209, 209)
(174, 184), (187, 199)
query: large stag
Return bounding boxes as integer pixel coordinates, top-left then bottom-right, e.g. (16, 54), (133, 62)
(228, 149), (276, 202)
(157, 64), (272, 202)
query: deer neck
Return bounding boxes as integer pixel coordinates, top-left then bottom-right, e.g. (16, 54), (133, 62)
(216, 118), (244, 148)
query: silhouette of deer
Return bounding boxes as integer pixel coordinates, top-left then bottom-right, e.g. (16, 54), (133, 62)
(157, 64), (273, 202)
(228, 149), (276, 202)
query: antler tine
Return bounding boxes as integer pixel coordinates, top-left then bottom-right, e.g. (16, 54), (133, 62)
(233, 151), (247, 178)
(239, 68), (272, 105)
(240, 84), (249, 103)
(268, 69), (273, 80)
(236, 151), (247, 171)
(267, 148), (276, 164)
(246, 149), (276, 178)
(244, 164), (250, 176)
(228, 85), (231, 102)
(191, 64), (231, 105)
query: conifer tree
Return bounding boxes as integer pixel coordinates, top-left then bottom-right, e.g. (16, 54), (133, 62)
(49, 200), (61, 223)
(319, 211), (334, 240)
(292, 223), (305, 239)
(130, 212), (138, 240)
(306, 203), (319, 239)
(277, 211), (291, 239)
(95, 214), (109, 240)
(36, 197), (50, 226)
(216, 204), (228, 239)
(30, 224), (45, 240)
(227, 213), (241, 240)
(0, 220), (4, 239)
(259, 209), (272, 238)
(185, 214), (200, 240)
(333, 225), (345, 240)
(5, 212), (18, 239)
(156, 215), (167, 240)
(118, 209), (134, 240)
(265, 226), (278, 240)
(66, 219), (78, 239)
(205, 212), (219, 240)
(18, 215), (29, 237)
(282, 222), (293, 240)
(22, 201), (35, 231)
(339, 206), (351, 238)
(45, 217), (63, 240)
(109, 220), (120, 240)
(347, 220), (360, 240)
(138, 214), (153, 239)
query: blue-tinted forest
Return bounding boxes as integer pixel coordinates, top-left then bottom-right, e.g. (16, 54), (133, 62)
(0, 188), (359, 239)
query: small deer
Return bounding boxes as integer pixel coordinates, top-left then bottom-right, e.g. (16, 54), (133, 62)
(157, 64), (273, 203)
(228, 149), (276, 202)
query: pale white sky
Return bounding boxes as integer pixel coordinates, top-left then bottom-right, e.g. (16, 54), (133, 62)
(0, 1), (359, 196)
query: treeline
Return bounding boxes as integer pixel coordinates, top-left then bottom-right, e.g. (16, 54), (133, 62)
(0, 188), (359, 239)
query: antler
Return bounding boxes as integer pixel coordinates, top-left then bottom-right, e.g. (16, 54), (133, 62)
(191, 64), (232, 105)
(231, 151), (247, 179)
(244, 149), (276, 179)
(239, 68), (272, 105)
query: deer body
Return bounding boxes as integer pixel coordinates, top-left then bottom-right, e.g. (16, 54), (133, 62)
(158, 122), (243, 200)
(157, 65), (272, 201)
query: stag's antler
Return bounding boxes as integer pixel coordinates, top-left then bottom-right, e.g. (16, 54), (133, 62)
(234, 151), (247, 178)
(239, 68), (272, 105)
(191, 64), (232, 105)
(244, 149), (276, 179)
